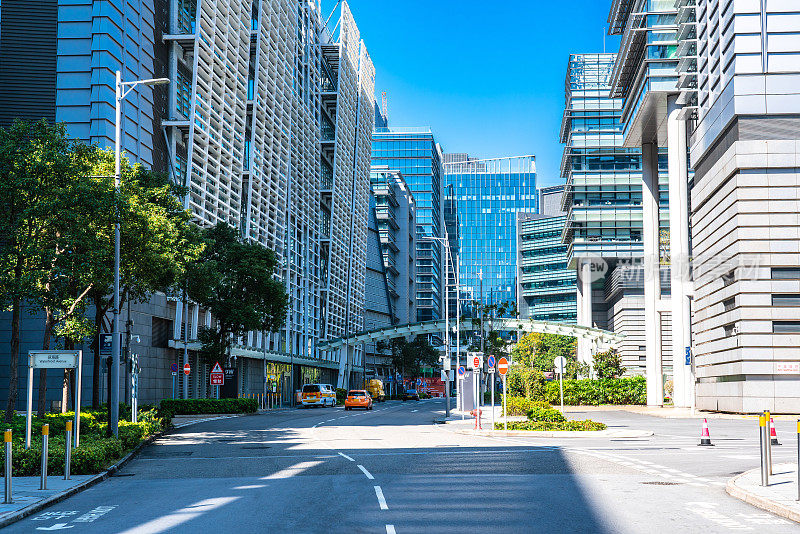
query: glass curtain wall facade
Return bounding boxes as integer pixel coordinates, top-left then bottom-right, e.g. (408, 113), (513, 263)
(372, 128), (444, 322)
(445, 155), (537, 317)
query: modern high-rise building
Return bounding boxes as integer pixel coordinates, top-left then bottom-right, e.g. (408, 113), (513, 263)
(444, 154), (537, 317)
(516, 186), (577, 323)
(372, 128), (445, 322)
(0, 0), (375, 403)
(443, 183), (460, 320)
(560, 52), (671, 374)
(370, 166), (417, 326)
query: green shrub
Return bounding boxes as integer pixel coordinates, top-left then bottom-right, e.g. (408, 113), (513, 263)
(1, 436), (125, 476)
(158, 398), (257, 417)
(495, 419), (606, 431)
(526, 406), (566, 423)
(336, 388), (348, 405)
(117, 422), (147, 449)
(503, 397), (551, 416)
(542, 376), (646, 405)
(506, 366), (546, 399)
(71, 437), (124, 474)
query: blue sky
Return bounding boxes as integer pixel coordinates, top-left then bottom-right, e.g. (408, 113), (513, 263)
(330, 1), (620, 188)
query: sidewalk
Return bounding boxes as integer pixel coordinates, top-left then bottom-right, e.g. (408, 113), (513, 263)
(440, 408), (653, 439)
(563, 405), (800, 421)
(0, 475), (95, 524)
(727, 463), (800, 523)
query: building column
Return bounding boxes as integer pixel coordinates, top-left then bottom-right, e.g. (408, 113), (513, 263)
(642, 142), (664, 406)
(577, 259), (593, 368)
(667, 96), (693, 408)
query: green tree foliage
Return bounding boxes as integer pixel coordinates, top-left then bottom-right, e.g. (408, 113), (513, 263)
(592, 348), (626, 379)
(187, 223), (287, 365)
(505, 365), (546, 399)
(87, 150), (203, 408)
(388, 336), (438, 381)
(0, 120), (102, 420)
(511, 332), (577, 376)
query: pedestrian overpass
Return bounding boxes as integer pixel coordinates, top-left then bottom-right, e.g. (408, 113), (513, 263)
(320, 318), (624, 388)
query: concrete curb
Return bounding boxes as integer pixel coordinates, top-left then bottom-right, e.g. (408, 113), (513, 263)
(0, 411), (260, 529)
(0, 429), (164, 530)
(726, 469), (800, 524)
(443, 426), (653, 439)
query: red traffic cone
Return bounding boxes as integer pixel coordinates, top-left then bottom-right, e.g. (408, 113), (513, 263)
(698, 418), (713, 446)
(770, 418), (781, 446)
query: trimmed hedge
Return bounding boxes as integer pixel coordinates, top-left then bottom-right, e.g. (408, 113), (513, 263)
(158, 398), (258, 417)
(504, 397), (551, 416)
(543, 376), (646, 406)
(495, 419), (606, 431)
(526, 406), (566, 423)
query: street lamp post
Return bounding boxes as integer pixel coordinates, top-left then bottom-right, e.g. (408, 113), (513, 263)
(111, 71), (169, 437)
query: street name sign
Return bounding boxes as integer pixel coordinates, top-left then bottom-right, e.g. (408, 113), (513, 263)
(497, 357), (509, 375)
(210, 362), (224, 386)
(30, 351), (79, 369)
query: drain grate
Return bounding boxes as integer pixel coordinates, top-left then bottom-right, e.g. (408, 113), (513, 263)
(641, 481), (680, 486)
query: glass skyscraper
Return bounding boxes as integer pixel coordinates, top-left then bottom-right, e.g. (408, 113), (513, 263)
(372, 128), (444, 322)
(444, 155), (537, 316)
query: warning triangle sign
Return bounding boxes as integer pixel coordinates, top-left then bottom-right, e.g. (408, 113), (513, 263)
(211, 362), (223, 374)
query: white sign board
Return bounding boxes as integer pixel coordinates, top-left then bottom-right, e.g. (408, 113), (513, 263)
(467, 352), (483, 370)
(442, 357), (452, 371)
(776, 362), (800, 374)
(29, 351), (79, 369)
(554, 356), (567, 374)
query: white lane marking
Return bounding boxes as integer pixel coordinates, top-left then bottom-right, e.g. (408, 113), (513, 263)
(338, 452), (355, 462)
(36, 524), (74, 530)
(139, 454), (337, 461)
(386, 525), (396, 534)
(117, 497), (240, 534)
(411, 410), (418, 413)
(374, 486), (389, 510)
(233, 485), (266, 489)
(358, 464), (375, 480)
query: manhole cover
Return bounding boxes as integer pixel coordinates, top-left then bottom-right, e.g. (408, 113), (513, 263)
(641, 481), (680, 486)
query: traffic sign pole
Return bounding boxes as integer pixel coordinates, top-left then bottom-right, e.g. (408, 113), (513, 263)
(490, 370), (495, 430)
(503, 374), (507, 432)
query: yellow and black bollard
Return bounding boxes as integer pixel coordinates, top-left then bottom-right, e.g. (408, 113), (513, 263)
(4, 428), (11, 504)
(39, 424), (49, 490)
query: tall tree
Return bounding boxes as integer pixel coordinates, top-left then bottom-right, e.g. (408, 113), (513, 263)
(512, 332), (577, 376)
(86, 150), (203, 408)
(0, 120), (99, 422)
(389, 336), (438, 382)
(187, 223), (287, 366)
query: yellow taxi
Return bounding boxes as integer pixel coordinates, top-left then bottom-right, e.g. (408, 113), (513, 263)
(344, 390), (373, 411)
(301, 384), (335, 407)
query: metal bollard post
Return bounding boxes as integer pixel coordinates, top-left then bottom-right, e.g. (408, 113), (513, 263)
(64, 421), (72, 480)
(797, 419), (800, 501)
(759, 414), (769, 486)
(39, 424), (49, 490)
(4, 428), (12, 504)
(766, 410), (773, 475)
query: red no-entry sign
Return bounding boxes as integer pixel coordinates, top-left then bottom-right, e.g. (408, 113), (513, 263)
(497, 357), (509, 375)
(183, 363), (191, 375)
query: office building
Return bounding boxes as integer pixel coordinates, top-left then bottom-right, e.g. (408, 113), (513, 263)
(560, 52), (670, 375)
(516, 186), (577, 323)
(443, 183), (460, 320)
(363, 193), (394, 381)
(0, 0), (375, 404)
(372, 128), (445, 322)
(370, 165), (417, 326)
(444, 154), (537, 317)
(681, 0), (800, 413)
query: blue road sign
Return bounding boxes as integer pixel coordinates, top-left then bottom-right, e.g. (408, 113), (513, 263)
(487, 355), (496, 368)
(170, 363), (179, 373)
(685, 346), (692, 366)
(457, 366), (466, 376)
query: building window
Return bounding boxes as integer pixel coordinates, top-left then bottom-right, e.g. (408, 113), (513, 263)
(722, 269), (735, 287)
(773, 321), (800, 334)
(772, 268), (800, 280)
(723, 297), (735, 311)
(773, 295), (800, 307)
(723, 323), (736, 337)
(152, 317), (173, 348)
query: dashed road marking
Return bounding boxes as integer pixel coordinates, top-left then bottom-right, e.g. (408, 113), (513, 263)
(338, 452), (355, 461)
(358, 464), (374, 480)
(386, 525), (396, 534)
(374, 486), (389, 510)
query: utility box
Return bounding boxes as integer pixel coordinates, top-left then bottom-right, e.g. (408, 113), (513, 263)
(221, 367), (238, 398)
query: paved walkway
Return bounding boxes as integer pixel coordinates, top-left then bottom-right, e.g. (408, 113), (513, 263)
(0, 475), (94, 523)
(727, 462), (800, 523)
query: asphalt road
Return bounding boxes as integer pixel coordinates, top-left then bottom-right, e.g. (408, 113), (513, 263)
(9, 400), (798, 533)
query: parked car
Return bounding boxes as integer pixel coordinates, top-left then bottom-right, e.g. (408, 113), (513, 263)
(403, 389), (420, 401)
(300, 384), (336, 407)
(344, 390), (373, 410)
